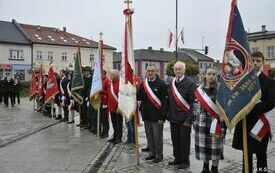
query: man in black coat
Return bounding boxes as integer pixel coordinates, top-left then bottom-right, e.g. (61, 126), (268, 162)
(232, 51), (275, 173)
(137, 64), (167, 163)
(168, 61), (196, 169)
(60, 70), (70, 122)
(0, 75), (3, 103)
(3, 73), (15, 107)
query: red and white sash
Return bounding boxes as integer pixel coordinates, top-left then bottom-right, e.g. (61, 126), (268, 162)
(110, 83), (118, 102)
(143, 78), (161, 110)
(194, 86), (222, 136)
(171, 78), (190, 113)
(250, 113), (272, 142)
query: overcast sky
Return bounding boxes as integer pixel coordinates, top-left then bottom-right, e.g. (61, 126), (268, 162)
(0, 0), (274, 60)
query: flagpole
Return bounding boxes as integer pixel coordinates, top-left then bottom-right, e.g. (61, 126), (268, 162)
(242, 118), (249, 173)
(51, 99), (54, 119)
(134, 105), (140, 166)
(97, 101), (101, 137)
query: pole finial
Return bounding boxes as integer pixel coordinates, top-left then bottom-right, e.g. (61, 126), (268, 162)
(99, 32), (103, 40)
(124, 0), (132, 9)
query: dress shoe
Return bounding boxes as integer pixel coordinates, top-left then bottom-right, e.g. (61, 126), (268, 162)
(145, 155), (155, 160)
(178, 163), (190, 169)
(108, 138), (115, 143)
(168, 160), (181, 165)
(55, 115), (62, 120)
(201, 169), (211, 173)
(113, 139), (122, 144)
(153, 157), (163, 163)
(141, 147), (150, 152)
(100, 134), (108, 139)
(67, 120), (74, 124)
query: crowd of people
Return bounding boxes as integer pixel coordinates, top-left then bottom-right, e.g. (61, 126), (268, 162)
(0, 73), (21, 107)
(1, 51), (274, 173)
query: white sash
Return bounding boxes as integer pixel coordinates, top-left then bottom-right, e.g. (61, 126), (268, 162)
(144, 78), (161, 109)
(110, 82), (118, 102)
(171, 77), (190, 112)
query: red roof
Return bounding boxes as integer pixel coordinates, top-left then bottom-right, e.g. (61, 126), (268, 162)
(19, 23), (116, 50)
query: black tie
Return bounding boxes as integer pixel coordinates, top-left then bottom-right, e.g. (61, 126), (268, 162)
(176, 78), (180, 84)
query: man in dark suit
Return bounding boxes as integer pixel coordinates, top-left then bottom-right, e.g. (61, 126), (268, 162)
(60, 70), (70, 122)
(137, 64), (168, 163)
(233, 51), (275, 173)
(168, 61), (196, 169)
(3, 73), (15, 107)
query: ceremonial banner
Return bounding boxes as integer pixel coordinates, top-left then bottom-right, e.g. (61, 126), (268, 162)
(118, 8), (136, 121)
(216, 0), (261, 131)
(29, 68), (38, 100)
(38, 64), (44, 101)
(45, 62), (59, 103)
(90, 39), (103, 109)
(71, 46), (84, 104)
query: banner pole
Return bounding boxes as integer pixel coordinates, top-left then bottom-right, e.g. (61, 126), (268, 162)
(51, 99), (54, 119)
(134, 110), (140, 166)
(242, 118), (249, 173)
(97, 100), (101, 137)
(33, 99), (35, 111)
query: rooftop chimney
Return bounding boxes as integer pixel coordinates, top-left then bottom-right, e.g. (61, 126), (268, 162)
(160, 48), (164, 51)
(148, 46), (152, 51)
(63, 27), (66, 32)
(261, 25), (266, 32)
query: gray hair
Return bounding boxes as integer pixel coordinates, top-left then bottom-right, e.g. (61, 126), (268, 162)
(110, 69), (120, 80)
(174, 61), (186, 69)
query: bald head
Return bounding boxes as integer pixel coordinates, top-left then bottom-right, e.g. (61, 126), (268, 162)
(173, 61), (186, 77)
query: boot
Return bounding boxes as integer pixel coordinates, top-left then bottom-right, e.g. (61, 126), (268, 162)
(201, 162), (210, 173)
(211, 165), (218, 173)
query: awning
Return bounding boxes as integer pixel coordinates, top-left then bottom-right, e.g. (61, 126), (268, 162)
(0, 64), (13, 70)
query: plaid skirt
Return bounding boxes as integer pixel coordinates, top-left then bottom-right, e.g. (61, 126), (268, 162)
(194, 107), (224, 161)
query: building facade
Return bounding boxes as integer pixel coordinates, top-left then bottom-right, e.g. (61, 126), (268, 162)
(0, 20), (32, 80)
(113, 47), (198, 82)
(0, 19), (116, 80)
(248, 25), (275, 75)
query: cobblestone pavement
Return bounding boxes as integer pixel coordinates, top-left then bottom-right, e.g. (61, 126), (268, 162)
(0, 99), (58, 147)
(93, 109), (275, 173)
(0, 98), (109, 173)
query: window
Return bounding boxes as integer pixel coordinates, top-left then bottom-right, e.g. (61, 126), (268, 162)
(200, 62), (203, 68)
(14, 70), (25, 80)
(9, 50), (24, 60)
(90, 54), (94, 62)
(37, 51), (42, 59)
(267, 46), (274, 59)
(145, 63), (148, 69)
(113, 64), (117, 69)
(73, 53), (77, 61)
(251, 47), (259, 53)
(48, 51), (53, 60)
(62, 52), (67, 61)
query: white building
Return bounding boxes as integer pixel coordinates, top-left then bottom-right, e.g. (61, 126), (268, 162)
(0, 20), (32, 80)
(0, 19), (116, 80)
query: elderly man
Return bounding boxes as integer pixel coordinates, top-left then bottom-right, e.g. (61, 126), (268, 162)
(137, 64), (167, 163)
(168, 61), (196, 169)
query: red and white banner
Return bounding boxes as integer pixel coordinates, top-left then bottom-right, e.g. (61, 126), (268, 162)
(195, 86), (222, 136)
(45, 63), (59, 103)
(250, 114), (272, 142)
(168, 30), (174, 48)
(143, 78), (161, 110)
(118, 8), (137, 121)
(171, 78), (190, 113)
(38, 64), (44, 101)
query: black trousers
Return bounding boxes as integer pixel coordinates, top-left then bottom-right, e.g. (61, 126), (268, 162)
(243, 152), (268, 173)
(13, 92), (20, 104)
(63, 105), (69, 121)
(0, 91), (3, 103)
(170, 122), (191, 165)
(100, 106), (109, 135)
(80, 103), (87, 125)
(4, 91), (14, 106)
(87, 105), (96, 129)
(110, 112), (123, 140)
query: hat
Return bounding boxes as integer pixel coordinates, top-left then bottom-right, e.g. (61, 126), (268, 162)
(84, 66), (92, 72)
